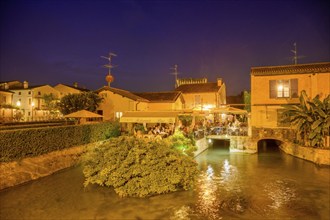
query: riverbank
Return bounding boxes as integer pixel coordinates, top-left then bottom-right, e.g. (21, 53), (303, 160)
(280, 142), (330, 166)
(1, 137), (209, 191)
(0, 141), (105, 190)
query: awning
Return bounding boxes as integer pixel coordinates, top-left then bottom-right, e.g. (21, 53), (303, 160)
(120, 111), (179, 123)
(64, 110), (103, 118)
(209, 107), (248, 114)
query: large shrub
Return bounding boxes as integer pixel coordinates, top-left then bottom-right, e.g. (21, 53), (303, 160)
(0, 122), (120, 162)
(168, 130), (197, 157)
(82, 136), (199, 197)
(282, 90), (330, 147)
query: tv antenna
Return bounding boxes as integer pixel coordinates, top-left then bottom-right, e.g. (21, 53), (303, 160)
(291, 42), (304, 65)
(170, 64), (180, 88)
(101, 52), (117, 87)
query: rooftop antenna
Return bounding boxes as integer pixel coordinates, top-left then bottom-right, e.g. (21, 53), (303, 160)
(170, 64), (179, 88)
(290, 42), (305, 65)
(101, 52), (117, 87)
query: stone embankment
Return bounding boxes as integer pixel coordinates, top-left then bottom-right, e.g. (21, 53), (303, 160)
(0, 141), (103, 190)
(280, 142), (330, 166)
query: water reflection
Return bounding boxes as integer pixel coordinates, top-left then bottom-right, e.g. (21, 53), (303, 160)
(0, 143), (329, 220)
(264, 179), (296, 209)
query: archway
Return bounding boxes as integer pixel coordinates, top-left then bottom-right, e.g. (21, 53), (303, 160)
(209, 139), (230, 151)
(257, 139), (283, 153)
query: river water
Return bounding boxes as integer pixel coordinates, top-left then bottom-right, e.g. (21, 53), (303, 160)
(1, 141), (329, 220)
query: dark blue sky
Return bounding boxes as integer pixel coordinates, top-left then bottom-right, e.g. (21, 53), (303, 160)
(1, 0), (329, 95)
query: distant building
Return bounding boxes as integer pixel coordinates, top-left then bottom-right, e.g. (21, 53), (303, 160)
(9, 82), (61, 121)
(95, 86), (149, 121)
(133, 91), (185, 111)
(175, 77), (226, 110)
(0, 80), (23, 90)
(0, 90), (15, 122)
(251, 62), (330, 128)
(54, 83), (90, 99)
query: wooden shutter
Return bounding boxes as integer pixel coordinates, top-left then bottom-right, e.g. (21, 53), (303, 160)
(269, 80), (277, 98)
(290, 78), (298, 98)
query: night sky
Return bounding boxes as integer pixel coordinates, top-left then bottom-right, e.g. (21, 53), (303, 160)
(1, 0), (329, 95)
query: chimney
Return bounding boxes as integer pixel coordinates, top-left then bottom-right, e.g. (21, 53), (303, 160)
(23, 81), (29, 89)
(73, 82), (78, 88)
(217, 78), (222, 87)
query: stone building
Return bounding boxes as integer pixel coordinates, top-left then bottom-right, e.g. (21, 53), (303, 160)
(95, 86), (149, 121)
(54, 83), (90, 99)
(175, 78), (226, 110)
(251, 62), (330, 129)
(133, 91), (185, 111)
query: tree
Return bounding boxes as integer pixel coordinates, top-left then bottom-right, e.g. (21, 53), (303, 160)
(58, 92), (103, 115)
(282, 90), (330, 147)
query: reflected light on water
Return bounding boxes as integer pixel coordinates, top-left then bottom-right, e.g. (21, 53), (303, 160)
(196, 164), (222, 220)
(170, 205), (192, 220)
(264, 180), (296, 209)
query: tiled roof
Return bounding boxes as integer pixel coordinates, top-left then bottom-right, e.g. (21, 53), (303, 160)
(62, 84), (90, 92)
(95, 86), (149, 102)
(175, 82), (220, 93)
(251, 62), (330, 76)
(133, 91), (181, 103)
(0, 89), (14, 93)
(8, 85), (47, 90)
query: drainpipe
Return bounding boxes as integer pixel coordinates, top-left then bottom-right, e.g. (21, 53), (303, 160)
(135, 101), (140, 111)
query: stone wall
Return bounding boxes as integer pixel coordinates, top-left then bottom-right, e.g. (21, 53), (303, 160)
(194, 138), (209, 157)
(0, 141), (104, 190)
(280, 142), (330, 166)
(229, 136), (257, 153)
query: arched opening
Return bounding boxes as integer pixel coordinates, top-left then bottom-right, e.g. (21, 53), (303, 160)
(257, 139), (282, 153)
(209, 139), (230, 151)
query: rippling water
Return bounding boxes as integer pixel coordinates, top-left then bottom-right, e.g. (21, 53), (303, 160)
(1, 142), (329, 220)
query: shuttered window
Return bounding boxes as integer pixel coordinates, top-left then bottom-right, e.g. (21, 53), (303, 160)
(269, 78), (298, 99)
(269, 80), (277, 98)
(290, 79), (298, 98)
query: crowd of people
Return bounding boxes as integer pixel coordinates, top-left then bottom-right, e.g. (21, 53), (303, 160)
(131, 114), (248, 140)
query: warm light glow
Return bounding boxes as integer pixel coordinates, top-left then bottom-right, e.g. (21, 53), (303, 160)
(221, 113), (226, 119)
(31, 102), (35, 107)
(202, 104), (215, 111)
(277, 84), (283, 91)
(115, 112), (123, 118)
(16, 101), (21, 107)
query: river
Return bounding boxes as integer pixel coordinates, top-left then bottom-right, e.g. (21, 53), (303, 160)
(1, 140), (329, 219)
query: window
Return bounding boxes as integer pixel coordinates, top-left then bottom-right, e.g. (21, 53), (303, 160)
(28, 91), (31, 95)
(115, 112), (123, 119)
(18, 92), (21, 95)
(38, 91), (41, 95)
(29, 98), (31, 105)
(277, 80), (290, 98)
(195, 95), (201, 106)
(269, 79), (298, 99)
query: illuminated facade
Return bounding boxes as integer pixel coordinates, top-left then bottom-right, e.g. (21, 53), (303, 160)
(54, 83), (90, 98)
(175, 78), (226, 110)
(96, 86), (149, 121)
(10, 83), (61, 121)
(133, 91), (185, 111)
(251, 62), (330, 128)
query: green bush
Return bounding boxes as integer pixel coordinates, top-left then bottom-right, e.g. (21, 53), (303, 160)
(168, 130), (197, 157)
(82, 136), (199, 197)
(0, 122), (121, 162)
